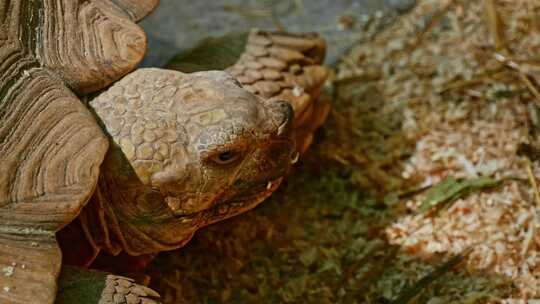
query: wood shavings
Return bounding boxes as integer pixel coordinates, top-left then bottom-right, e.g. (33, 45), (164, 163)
(1, 267), (13, 277)
(335, 0), (540, 299)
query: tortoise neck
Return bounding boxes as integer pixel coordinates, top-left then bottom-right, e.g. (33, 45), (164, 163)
(77, 173), (129, 257)
(78, 170), (195, 257)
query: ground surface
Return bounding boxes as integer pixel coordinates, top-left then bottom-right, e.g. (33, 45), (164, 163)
(143, 0), (540, 303)
(139, 0), (415, 67)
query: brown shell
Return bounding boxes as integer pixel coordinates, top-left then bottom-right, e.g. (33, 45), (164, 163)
(0, 1), (156, 303)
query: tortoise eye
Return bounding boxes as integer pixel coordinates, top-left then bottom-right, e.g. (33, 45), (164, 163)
(211, 151), (241, 165)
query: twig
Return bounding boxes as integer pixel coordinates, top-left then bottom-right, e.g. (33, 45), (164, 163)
(523, 161), (540, 257)
(526, 161), (540, 209)
(437, 66), (506, 94)
(484, 0), (506, 50)
(390, 247), (473, 304)
(483, 0), (540, 107)
(519, 73), (540, 108)
(405, 0), (455, 53)
(494, 53), (540, 107)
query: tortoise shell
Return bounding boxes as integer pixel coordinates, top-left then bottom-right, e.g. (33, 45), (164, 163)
(0, 1), (328, 303)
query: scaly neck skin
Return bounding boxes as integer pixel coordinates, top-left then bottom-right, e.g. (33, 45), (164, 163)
(77, 160), (197, 259)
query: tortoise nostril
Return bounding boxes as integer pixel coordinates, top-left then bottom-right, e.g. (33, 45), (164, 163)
(274, 100), (294, 137)
(279, 100), (294, 122)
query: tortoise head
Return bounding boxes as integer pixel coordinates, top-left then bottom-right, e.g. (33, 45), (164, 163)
(91, 69), (296, 254)
(146, 71), (296, 220)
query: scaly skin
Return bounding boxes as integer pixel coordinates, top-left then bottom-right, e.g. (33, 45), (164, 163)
(98, 275), (160, 304)
(55, 266), (161, 304)
(58, 69), (296, 267)
(226, 30), (331, 153)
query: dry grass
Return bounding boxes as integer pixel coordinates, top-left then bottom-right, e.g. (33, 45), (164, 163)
(146, 0), (540, 302)
(342, 0), (540, 300)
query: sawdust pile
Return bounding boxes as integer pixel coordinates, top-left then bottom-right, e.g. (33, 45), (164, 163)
(339, 0), (540, 299)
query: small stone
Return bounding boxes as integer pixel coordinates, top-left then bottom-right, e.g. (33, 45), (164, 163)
(2, 266), (14, 277)
(3, 286), (10, 293)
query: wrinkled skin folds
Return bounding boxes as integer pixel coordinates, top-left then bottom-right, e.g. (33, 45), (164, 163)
(59, 69), (296, 262)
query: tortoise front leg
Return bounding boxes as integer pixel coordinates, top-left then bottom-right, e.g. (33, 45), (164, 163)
(56, 266), (160, 304)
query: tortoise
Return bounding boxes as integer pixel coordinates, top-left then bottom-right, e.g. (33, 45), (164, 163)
(0, 1), (329, 303)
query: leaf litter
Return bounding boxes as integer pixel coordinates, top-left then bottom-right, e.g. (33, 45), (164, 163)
(144, 0), (540, 302)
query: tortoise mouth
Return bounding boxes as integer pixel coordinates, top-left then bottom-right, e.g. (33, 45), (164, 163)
(171, 178), (282, 225)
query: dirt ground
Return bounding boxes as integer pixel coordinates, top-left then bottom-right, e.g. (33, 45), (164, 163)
(143, 0), (540, 303)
